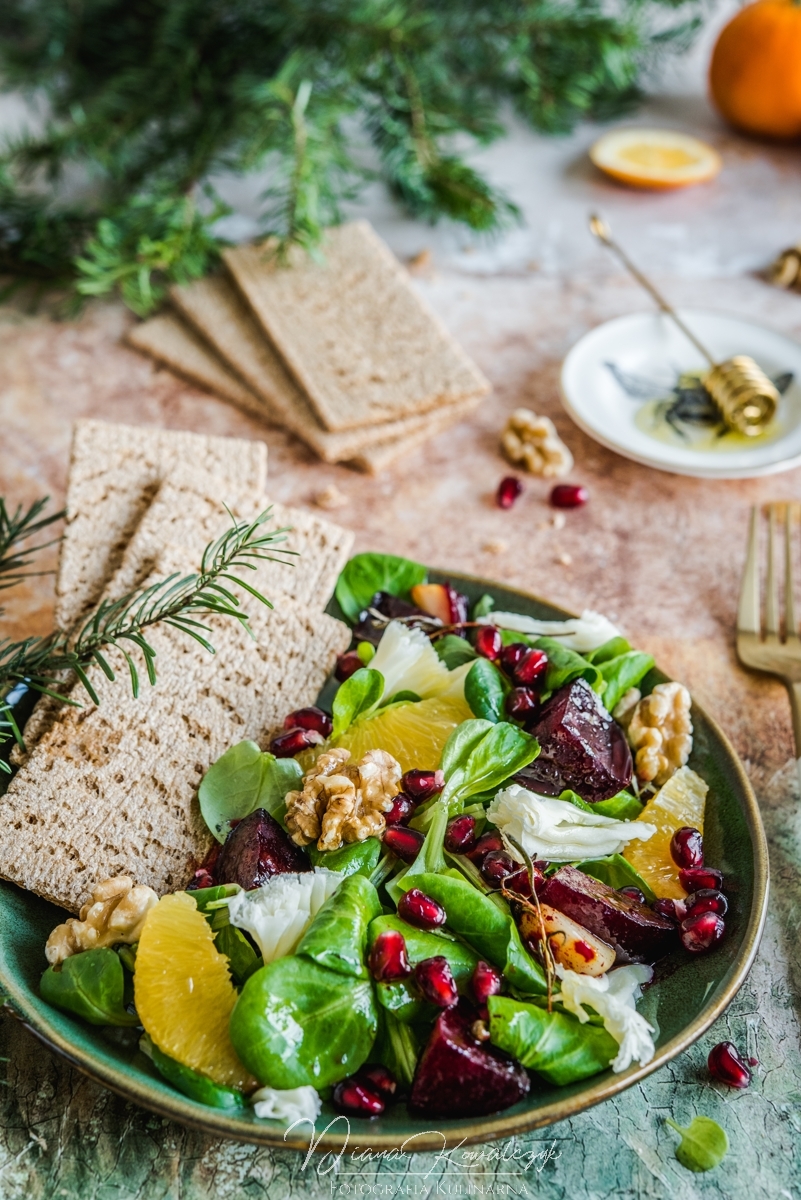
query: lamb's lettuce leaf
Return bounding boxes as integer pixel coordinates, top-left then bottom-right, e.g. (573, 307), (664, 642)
(435, 635), (477, 670)
(331, 667), (384, 738)
(296, 874), (381, 979)
(489, 995), (617, 1085)
(40, 948), (138, 1026)
(440, 719), (539, 813)
(464, 658), (509, 723)
(199, 741), (302, 841)
(335, 553), (427, 622)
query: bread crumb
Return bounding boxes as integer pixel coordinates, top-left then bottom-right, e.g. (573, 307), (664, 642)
(555, 551), (573, 566)
(483, 539), (508, 555)
(551, 512), (566, 530)
(407, 248), (433, 275)
(314, 484), (348, 510)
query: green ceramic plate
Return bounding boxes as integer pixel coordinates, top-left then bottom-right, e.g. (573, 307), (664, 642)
(0, 571), (769, 1152)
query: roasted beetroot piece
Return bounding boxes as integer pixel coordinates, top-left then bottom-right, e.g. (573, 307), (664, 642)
(384, 826), (425, 862)
(684, 888), (728, 917)
(409, 1003), (530, 1118)
(216, 809), (310, 889)
(445, 814), (478, 854)
(540, 865), (676, 964)
(515, 678), (633, 802)
(465, 831), (505, 863)
(471, 961), (502, 1006)
(283, 706), (332, 738)
(369, 930), (411, 982)
(385, 793), (415, 825)
(679, 866), (724, 893)
(410, 582), (469, 627)
(335, 651), (364, 681)
(402, 769), (444, 803)
(270, 727), (324, 758)
(506, 687), (539, 722)
(708, 1042), (751, 1088)
(398, 888), (446, 930)
(354, 591), (433, 645)
(652, 898), (687, 923)
(333, 1079), (385, 1117)
(474, 626), (503, 661)
(358, 1064), (398, 1099)
(680, 911), (725, 954)
(499, 642), (528, 678)
(670, 826), (704, 869)
(415, 956), (458, 1008)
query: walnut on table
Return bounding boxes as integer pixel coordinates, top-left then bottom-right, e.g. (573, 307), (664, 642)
(626, 682), (693, 786)
(500, 408), (573, 478)
(45, 876), (158, 966)
(285, 747), (402, 852)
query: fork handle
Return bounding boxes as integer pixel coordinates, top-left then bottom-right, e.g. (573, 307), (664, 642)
(788, 682), (801, 759)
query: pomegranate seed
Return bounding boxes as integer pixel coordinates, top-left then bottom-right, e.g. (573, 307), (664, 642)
(401, 769), (444, 803)
(670, 826), (704, 869)
(505, 687), (539, 721)
(474, 625), (502, 660)
(708, 1041), (751, 1088)
(498, 642), (528, 677)
(481, 850), (532, 896)
(618, 886), (646, 904)
(550, 484), (588, 509)
(513, 648), (548, 687)
(335, 651), (363, 682)
(358, 1064), (397, 1099)
(466, 831), (504, 862)
(652, 897), (687, 923)
(283, 705), (332, 738)
(679, 866), (724, 893)
(270, 727), (324, 757)
(444, 815), (477, 854)
(369, 930), (411, 981)
(685, 888), (728, 918)
(186, 869), (216, 891)
(471, 961), (502, 1005)
(497, 476), (524, 510)
(415, 956), (458, 1007)
(398, 888), (446, 930)
(333, 1079), (385, 1117)
(385, 793), (415, 825)
(680, 910), (725, 953)
(445, 584), (469, 627)
(384, 825), (425, 862)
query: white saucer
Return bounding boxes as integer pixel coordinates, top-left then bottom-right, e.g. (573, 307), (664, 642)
(560, 310), (801, 479)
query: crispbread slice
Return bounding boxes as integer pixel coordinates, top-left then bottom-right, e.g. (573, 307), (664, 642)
(55, 420), (268, 630)
(126, 312), (268, 423)
(223, 221), (490, 432)
(351, 391), (484, 473)
(169, 275), (482, 463)
(0, 585), (350, 912)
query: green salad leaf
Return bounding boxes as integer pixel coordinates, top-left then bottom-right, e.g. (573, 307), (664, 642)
(472, 594), (495, 620)
(561, 789), (644, 821)
(296, 874), (381, 979)
(198, 741), (302, 841)
(40, 948), (139, 1026)
(464, 658), (509, 723)
(335, 553), (427, 622)
(488, 995), (618, 1085)
(146, 1037), (246, 1110)
(532, 636), (603, 696)
(585, 636), (633, 664)
(440, 719), (539, 813)
(666, 1116), (729, 1173)
(435, 634), (477, 669)
(375, 1011), (419, 1088)
(332, 667), (384, 738)
(309, 837), (383, 878)
(213, 924), (262, 985)
(596, 650), (655, 713)
(574, 853), (656, 902)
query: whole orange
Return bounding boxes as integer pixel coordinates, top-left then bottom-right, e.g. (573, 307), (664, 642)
(710, 0), (801, 139)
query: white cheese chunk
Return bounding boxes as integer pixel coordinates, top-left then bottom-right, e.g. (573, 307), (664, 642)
(488, 785), (655, 861)
(555, 963), (656, 1073)
(227, 869), (343, 963)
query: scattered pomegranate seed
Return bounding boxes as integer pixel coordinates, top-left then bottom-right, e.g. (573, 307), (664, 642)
(505, 687), (539, 721)
(401, 769), (444, 803)
(398, 888), (447, 930)
(685, 888), (728, 918)
(496, 476), (524, 510)
(283, 705), (332, 738)
(679, 866), (724, 893)
(358, 1064), (397, 1099)
(336, 651), (363, 682)
(498, 642), (528, 677)
(474, 625), (503, 660)
(369, 930), (411, 981)
(481, 850), (532, 896)
(445, 815), (477, 854)
(652, 897), (687, 923)
(513, 647), (548, 687)
(670, 826), (704, 869)
(680, 910), (725, 953)
(471, 961), (502, 1005)
(270, 727), (324, 757)
(384, 825), (425, 862)
(618, 886), (646, 904)
(466, 831), (505, 862)
(708, 1041), (751, 1088)
(415, 956), (458, 1007)
(333, 1079), (385, 1117)
(550, 484), (588, 509)
(385, 793), (415, 825)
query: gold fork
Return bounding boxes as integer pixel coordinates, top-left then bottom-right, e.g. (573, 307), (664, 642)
(737, 502), (801, 753)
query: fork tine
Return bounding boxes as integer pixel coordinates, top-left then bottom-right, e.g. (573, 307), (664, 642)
(738, 506), (761, 634)
(766, 504), (780, 636)
(787, 502), (799, 640)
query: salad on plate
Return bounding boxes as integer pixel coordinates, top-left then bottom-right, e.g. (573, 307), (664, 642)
(38, 553), (729, 1125)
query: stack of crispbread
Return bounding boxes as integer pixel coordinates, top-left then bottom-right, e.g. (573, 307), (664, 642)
(128, 221), (489, 473)
(0, 420), (353, 913)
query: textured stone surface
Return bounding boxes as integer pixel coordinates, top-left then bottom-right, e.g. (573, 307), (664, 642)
(2, 40), (801, 1197)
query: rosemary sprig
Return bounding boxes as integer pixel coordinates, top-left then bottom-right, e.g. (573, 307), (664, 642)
(0, 505), (295, 771)
(0, 496), (64, 595)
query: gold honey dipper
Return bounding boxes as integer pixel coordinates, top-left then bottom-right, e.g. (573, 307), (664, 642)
(589, 214), (778, 437)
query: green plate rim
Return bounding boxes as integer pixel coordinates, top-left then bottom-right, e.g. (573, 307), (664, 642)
(0, 570), (770, 1151)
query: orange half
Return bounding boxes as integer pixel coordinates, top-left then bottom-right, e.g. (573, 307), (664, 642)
(590, 128), (722, 190)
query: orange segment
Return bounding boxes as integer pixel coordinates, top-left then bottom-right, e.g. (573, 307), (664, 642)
(135, 892), (256, 1091)
(623, 766), (708, 899)
(337, 695), (472, 773)
(590, 129), (721, 190)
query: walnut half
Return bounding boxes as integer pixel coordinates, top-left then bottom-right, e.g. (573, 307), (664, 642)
(626, 682), (692, 786)
(45, 876), (158, 966)
(285, 748), (402, 852)
(501, 408), (573, 479)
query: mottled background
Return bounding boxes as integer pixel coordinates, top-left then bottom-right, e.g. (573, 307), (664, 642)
(1, 4), (800, 1196)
